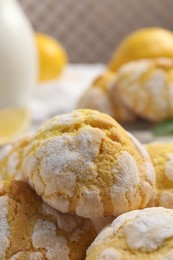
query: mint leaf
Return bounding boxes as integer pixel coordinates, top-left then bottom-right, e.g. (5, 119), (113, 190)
(153, 119), (173, 136)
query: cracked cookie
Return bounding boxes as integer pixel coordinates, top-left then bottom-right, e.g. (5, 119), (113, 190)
(111, 58), (173, 122)
(0, 180), (96, 260)
(86, 207), (173, 260)
(22, 109), (155, 218)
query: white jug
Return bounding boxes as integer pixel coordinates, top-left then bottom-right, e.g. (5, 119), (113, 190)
(0, 0), (37, 108)
(0, 0), (37, 109)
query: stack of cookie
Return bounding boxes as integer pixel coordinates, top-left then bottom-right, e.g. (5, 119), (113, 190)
(77, 58), (173, 123)
(1, 109), (173, 259)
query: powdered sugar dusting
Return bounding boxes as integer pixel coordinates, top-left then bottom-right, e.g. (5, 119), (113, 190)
(111, 151), (140, 215)
(76, 188), (104, 218)
(0, 196), (10, 259)
(28, 252), (42, 260)
(98, 248), (121, 260)
(0, 145), (12, 160)
(76, 126), (105, 163)
(30, 252), (43, 260)
(10, 252), (25, 259)
(88, 208), (173, 258)
(32, 219), (70, 260)
(87, 210), (138, 253)
(22, 154), (38, 182)
(127, 133), (156, 184)
(7, 152), (19, 178)
(10, 252), (43, 260)
(118, 59), (151, 80)
(145, 161), (156, 185)
(123, 207), (173, 252)
(41, 110), (84, 131)
(115, 58), (173, 121)
(25, 126), (105, 213)
(145, 71), (165, 96)
(57, 112), (83, 126)
(45, 197), (70, 213)
(42, 203), (94, 242)
(36, 126), (104, 190)
(42, 203), (77, 233)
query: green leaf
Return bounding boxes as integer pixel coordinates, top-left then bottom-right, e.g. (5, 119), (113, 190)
(153, 119), (173, 136)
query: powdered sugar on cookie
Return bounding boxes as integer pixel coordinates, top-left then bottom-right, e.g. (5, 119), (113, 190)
(0, 196), (10, 259)
(23, 110), (155, 218)
(86, 207), (173, 260)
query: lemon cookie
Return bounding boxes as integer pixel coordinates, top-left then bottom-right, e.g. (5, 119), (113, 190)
(0, 180), (96, 259)
(22, 109), (155, 218)
(111, 58), (173, 121)
(77, 71), (136, 122)
(86, 207), (173, 260)
(0, 134), (32, 181)
(146, 142), (173, 207)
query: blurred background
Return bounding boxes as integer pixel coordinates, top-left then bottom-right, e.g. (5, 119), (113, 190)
(19, 0), (173, 63)
(1, 0), (173, 144)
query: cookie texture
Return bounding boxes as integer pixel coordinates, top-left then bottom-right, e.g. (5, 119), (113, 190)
(0, 135), (31, 181)
(146, 142), (173, 208)
(0, 180), (96, 260)
(86, 207), (173, 260)
(22, 109), (155, 218)
(77, 71), (136, 122)
(111, 58), (173, 121)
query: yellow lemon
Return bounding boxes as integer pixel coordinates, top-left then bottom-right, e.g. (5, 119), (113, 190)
(36, 33), (68, 82)
(0, 107), (30, 145)
(109, 27), (173, 71)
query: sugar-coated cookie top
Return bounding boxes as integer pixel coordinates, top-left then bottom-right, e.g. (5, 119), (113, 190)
(0, 180), (96, 260)
(86, 207), (173, 260)
(112, 58), (173, 121)
(23, 109), (155, 218)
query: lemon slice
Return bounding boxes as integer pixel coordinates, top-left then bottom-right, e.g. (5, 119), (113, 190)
(0, 107), (31, 145)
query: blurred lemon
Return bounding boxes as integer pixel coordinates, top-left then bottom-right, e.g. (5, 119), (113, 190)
(36, 33), (68, 82)
(109, 27), (173, 71)
(0, 107), (30, 145)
